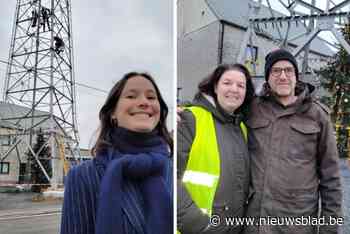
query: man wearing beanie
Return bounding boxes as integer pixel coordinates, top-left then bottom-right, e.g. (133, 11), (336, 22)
(244, 49), (342, 234)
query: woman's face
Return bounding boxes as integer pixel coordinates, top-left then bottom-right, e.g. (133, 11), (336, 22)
(215, 70), (247, 113)
(112, 76), (161, 132)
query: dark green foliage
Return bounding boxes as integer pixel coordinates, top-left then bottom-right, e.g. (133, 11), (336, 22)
(318, 24), (350, 158)
(28, 129), (52, 192)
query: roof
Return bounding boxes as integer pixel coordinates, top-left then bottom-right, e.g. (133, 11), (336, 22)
(0, 119), (18, 129)
(205, 0), (335, 57)
(0, 101), (55, 130)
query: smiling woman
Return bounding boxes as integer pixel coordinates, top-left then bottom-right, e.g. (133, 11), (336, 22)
(60, 72), (173, 234)
(111, 75), (161, 133)
(177, 64), (255, 234)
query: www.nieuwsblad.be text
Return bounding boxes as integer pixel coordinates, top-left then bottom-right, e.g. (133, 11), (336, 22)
(209, 215), (344, 227)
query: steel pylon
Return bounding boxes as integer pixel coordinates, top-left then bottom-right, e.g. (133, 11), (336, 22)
(238, 0), (350, 78)
(1, 0), (80, 187)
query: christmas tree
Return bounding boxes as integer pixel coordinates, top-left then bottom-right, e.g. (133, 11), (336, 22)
(29, 129), (52, 192)
(318, 23), (350, 158)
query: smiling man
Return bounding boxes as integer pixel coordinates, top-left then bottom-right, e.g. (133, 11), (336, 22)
(244, 49), (342, 234)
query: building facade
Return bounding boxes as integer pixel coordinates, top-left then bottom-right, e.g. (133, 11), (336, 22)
(178, 0), (335, 102)
(0, 102), (90, 186)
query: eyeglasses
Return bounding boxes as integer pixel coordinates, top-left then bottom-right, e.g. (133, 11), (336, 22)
(270, 67), (295, 77)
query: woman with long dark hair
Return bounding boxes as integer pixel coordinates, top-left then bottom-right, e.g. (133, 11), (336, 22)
(61, 72), (173, 234)
(177, 64), (255, 234)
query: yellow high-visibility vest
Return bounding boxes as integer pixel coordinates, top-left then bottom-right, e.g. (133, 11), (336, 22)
(181, 106), (247, 222)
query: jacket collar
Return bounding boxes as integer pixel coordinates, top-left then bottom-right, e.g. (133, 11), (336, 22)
(192, 93), (243, 124)
(258, 81), (314, 118)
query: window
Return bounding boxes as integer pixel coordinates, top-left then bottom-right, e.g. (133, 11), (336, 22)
(245, 45), (258, 62)
(0, 135), (11, 146)
(177, 87), (183, 104)
(0, 162), (10, 174)
(244, 45), (259, 75)
(19, 163), (26, 183)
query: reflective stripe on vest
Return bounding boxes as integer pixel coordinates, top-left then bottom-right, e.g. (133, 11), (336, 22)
(183, 106), (247, 216)
(240, 121), (248, 142)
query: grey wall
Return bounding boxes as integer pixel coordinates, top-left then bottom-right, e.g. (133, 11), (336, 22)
(221, 24), (245, 64)
(178, 21), (221, 102)
(177, 0), (217, 38)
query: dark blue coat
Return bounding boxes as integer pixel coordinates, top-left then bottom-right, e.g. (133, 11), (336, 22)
(60, 148), (173, 234)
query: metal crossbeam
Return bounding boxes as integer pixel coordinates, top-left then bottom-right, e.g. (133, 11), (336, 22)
(332, 27), (350, 54)
(239, 0), (350, 81)
(2, 0), (80, 186)
(250, 11), (350, 23)
(292, 28), (320, 56)
(330, 0), (350, 12)
(293, 0), (324, 14)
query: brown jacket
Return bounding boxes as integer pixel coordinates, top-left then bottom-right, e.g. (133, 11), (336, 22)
(243, 82), (342, 234)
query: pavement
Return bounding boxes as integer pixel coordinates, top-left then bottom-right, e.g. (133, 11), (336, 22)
(0, 210), (61, 234)
(0, 208), (60, 221)
(0, 192), (62, 234)
(0, 159), (349, 234)
(0, 192), (62, 212)
(43, 189), (64, 199)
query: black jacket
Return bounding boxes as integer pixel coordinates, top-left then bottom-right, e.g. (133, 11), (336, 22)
(177, 93), (250, 234)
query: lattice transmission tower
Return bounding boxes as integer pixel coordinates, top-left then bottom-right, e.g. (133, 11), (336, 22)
(1, 0), (79, 187)
(238, 0), (350, 78)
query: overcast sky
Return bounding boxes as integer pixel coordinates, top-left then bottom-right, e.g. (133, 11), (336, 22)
(0, 1), (174, 149)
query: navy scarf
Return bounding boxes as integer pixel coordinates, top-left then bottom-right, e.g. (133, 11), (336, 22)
(95, 127), (172, 234)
